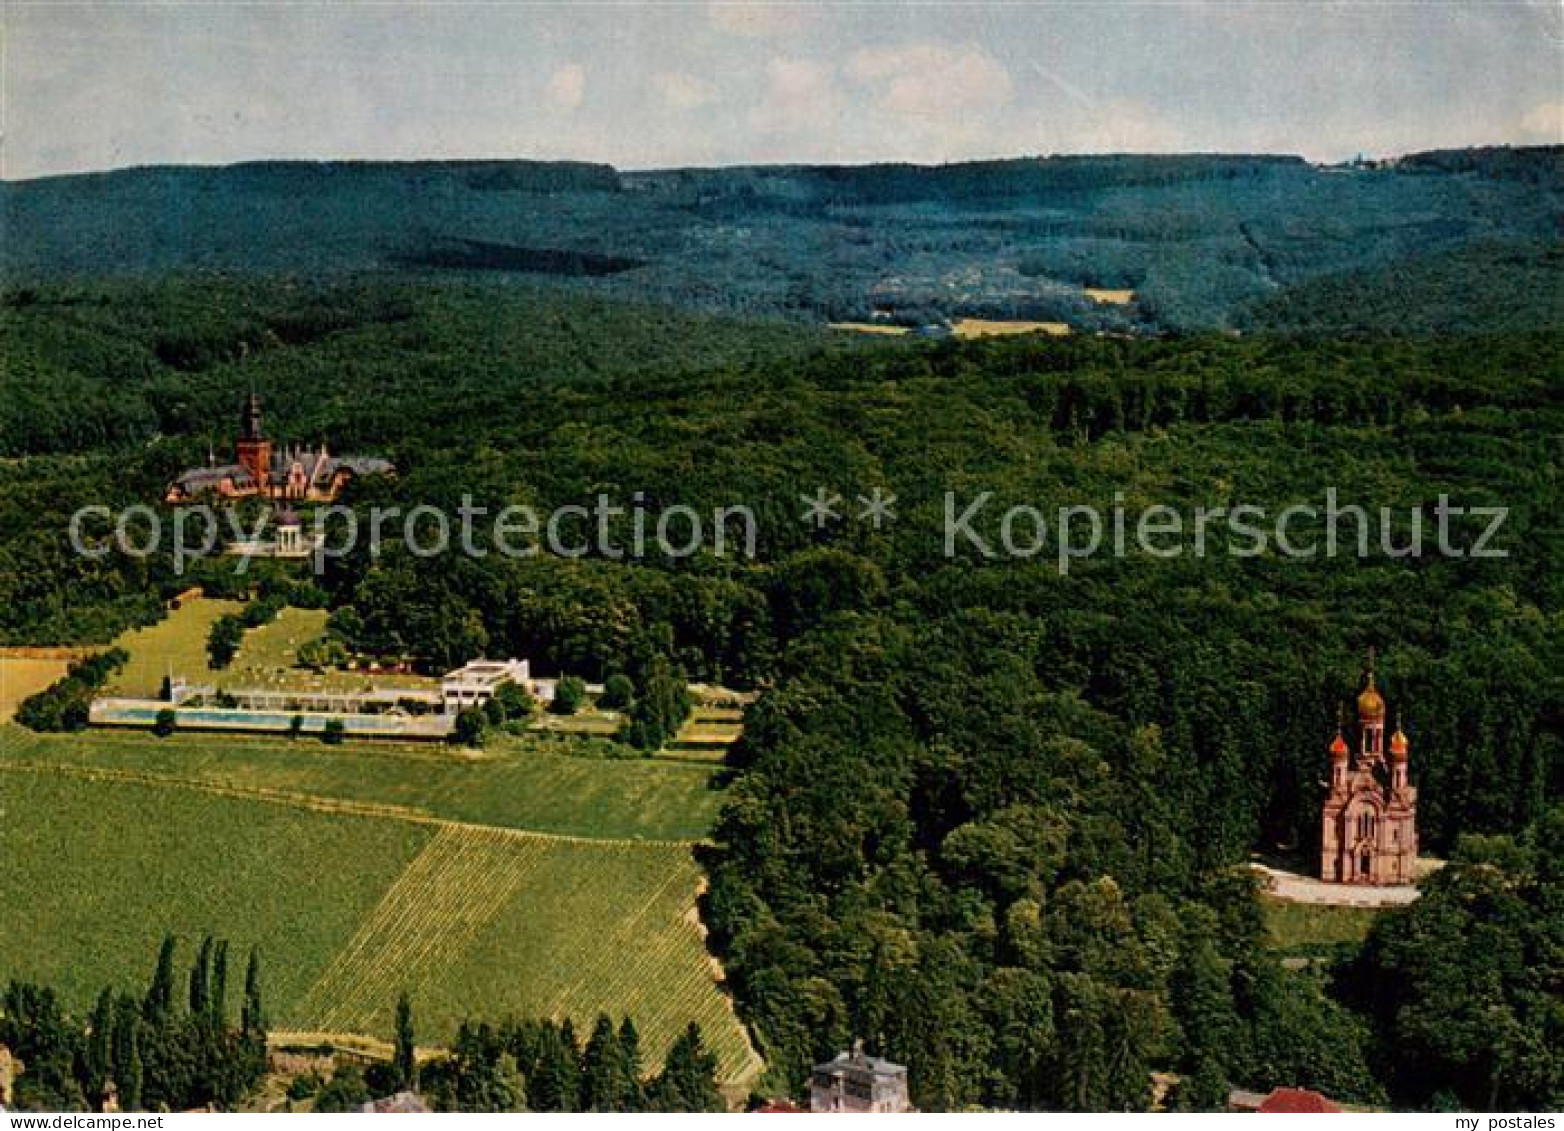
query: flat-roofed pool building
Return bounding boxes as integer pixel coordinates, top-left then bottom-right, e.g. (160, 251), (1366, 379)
(441, 658), (532, 713)
(810, 1043), (911, 1113)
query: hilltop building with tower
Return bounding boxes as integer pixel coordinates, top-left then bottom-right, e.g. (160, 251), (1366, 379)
(1320, 651), (1418, 886)
(165, 392), (393, 504)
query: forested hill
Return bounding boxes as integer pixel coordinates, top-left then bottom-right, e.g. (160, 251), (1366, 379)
(5, 147), (1559, 332)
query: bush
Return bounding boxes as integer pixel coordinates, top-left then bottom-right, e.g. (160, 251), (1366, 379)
(487, 681), (535, 725)
(619, 657), (690, 752)
(286, 1071), (323, 1102)
(15, 648), (128, 733)
(321, 718), (347, 745)
(551, 675), (587, 715)
(452, 707), (487, 748)
(312, 1066), (370, 1113)
(600, 673), (635, 710)
(207, 615), (245, 669)
(152, 708), (177, 737)
(297, 635), (349, 672)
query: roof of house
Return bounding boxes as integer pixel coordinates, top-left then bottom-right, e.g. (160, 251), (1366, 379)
(1258, 1087), (1342, 1113)
(172, 463), (253, 491)
(170, 447), (393, 495)
(360, 1091), (432, 1113)
(812, 1047), (907, 1081)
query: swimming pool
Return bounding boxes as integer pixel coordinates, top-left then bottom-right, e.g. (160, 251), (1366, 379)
(90, 698), (455, 739)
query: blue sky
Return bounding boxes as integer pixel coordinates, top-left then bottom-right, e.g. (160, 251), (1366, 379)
(5, 2), (1561, 179)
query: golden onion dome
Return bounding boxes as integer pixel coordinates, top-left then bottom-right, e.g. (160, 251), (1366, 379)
(1357, 673), (1386, 722)
(1329, 731), (1349, 760)
(1389, 724), (1409, 761)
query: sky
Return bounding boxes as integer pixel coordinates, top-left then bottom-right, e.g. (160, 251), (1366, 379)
(4, 1), (1562, 180)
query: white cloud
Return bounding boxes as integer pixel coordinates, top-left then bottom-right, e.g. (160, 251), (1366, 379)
(544, 63), (585, 113)
(1518, 102), (1564, 144)
(707, 2), (814, 39)
(654, 70), (719, 112)
(847, 41), (1013, 119)
(749, 57), (841, 136)
(1076, 99), (1188, 153)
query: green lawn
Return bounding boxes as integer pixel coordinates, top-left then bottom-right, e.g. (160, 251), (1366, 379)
(226, 607), (438, 694)
(1261, 896), (1382, 953)
(110, 600), (438, 697)
(0, 726), (723, 842)
(0, 767), (755, 1084)
(106, 598), (244, 696)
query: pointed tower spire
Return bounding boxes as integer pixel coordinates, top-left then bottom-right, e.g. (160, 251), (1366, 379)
(241, 391), (264, 441)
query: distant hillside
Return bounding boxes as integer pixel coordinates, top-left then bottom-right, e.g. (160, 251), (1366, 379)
(1241, 241), (1564, 335)
(3, 148), (1560, 332)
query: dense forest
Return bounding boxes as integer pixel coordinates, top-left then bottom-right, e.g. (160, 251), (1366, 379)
(4, 147), (1559, 331)
(1, 277), (1560, 1109)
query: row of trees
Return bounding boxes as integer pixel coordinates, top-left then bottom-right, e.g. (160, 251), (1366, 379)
(14, 648), (127, 731)
(0, 935), (266, 1112)
(294, 996), (723, 1113)
(416, 1013), (723, 1112)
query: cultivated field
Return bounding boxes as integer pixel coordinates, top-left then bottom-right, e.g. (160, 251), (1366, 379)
(0, 738), (756, 1082)
(666, 705), (744, 762)
(0, 724), (755, 1084)
(3, 727), (721, 841)
(0, 766), (429, 1017)
(828, 321), (911, 335)
(951, 317), (1071, 338)
(0, 657), (70, 720)
(1084, 287), (1135, 305)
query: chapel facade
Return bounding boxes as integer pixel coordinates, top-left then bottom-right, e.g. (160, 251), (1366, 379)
(1320, 652), (1418, 886)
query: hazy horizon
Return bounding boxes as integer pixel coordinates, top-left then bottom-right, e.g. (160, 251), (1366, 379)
(5, 1), (1562, 181)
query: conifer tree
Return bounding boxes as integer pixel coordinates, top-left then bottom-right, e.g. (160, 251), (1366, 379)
(241, 950), (265, 1038)
(86, 988), (115, 1098)
(581, 1014), (632, 1110)
(618, 1017), (644, 1109)
(144, 936), (178, 1022)
(393, 993), (417, 1091)
(188, 936), (213, 1019)
(210, 941), (229, 1029)
(650, 1022), (723, 1112)
(121, 1027), (144, 1113)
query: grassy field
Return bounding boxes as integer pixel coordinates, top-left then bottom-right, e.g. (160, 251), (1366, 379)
(1261, 896), (1382, 953)
(0, 657), (70, 720)
(226, 607), (438, 694)
(109, 601), (437, 697)
(106, 598), (244, 696)
(0, 726), (722, 842)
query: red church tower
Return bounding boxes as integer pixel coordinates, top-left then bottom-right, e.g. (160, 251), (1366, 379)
(234, 391), (273, 489)
(1319, 651), (1418, 885)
